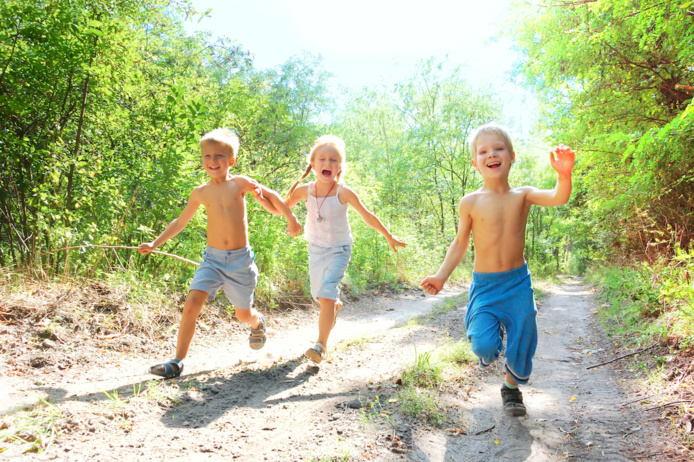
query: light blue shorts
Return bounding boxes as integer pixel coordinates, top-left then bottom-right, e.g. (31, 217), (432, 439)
(190, 246), (259, 309)
(308, 243), (352, 301)
(465, 263), (538, 384)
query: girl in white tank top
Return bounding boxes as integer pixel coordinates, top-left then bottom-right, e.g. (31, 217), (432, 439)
(285, 135), (407, 364)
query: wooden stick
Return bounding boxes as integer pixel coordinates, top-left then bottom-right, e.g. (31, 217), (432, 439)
(643, 400), (694, 412)
(474, 425), (495, 435)
(47, 245), (200, 267)
(675, 84), (694, 92)
(585, 344), (657, 370)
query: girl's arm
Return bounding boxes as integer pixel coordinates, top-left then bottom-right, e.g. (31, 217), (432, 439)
(341, 186), (406, 253)
(420, 197), (473, 295)
(138, 188), (202, 254)
(525, 145), (575, 207)
(285, 184), (309, 209)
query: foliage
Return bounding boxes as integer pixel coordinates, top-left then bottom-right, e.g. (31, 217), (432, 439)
(587, 245), (694, 348)
(0, 0), (581, 311)
(510, 0), (694, 265)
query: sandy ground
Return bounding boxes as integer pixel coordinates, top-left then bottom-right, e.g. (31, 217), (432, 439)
(0, 277), (684, 461)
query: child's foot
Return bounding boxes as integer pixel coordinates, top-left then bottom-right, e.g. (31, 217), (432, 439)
(249, 315), (267, 350)
(332, 299), (344, 329)
(305, 342), (327, 363)
(501, 385), (526, 416)
(149, 358), (183, 379)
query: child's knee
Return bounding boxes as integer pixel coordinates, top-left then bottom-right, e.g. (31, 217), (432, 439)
(182, 290), (207, 317)
(470, 337), (501, 362)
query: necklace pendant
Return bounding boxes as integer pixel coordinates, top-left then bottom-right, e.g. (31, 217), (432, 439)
(317, 215), (323, 223)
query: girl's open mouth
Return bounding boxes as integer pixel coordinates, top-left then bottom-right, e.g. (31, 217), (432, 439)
(322, 169), (332, 177)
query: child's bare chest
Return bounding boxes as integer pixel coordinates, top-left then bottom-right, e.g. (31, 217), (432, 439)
(472, 192), (528, 229)
(200, 183), (245, 215)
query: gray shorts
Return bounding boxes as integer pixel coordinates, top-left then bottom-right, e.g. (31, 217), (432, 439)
(190, 246), (258, 309)
(308, 243), (352, 301)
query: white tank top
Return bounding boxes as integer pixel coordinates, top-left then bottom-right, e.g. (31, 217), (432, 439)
(305, 182), (354, 247)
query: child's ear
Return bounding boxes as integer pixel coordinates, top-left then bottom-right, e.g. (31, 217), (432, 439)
(511, 151), (516, 164)
(229, 157), (236, 167)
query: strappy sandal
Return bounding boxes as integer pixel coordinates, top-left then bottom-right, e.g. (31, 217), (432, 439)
(332, 299), (344, 329)
(501, 386), (526, 416)
(249, 315), (267, 350)
(305, 342), (327, 363)
(149, 358), (183, 379)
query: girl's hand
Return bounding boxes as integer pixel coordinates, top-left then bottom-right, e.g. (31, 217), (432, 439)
(387, 236), (407, 253)
(138, 242), (155, 255)
(550, 145), (575, 176)
(420, 276), (444, 295)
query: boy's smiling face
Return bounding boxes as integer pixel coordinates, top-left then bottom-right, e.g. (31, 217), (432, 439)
(201, 141), (235, 179)
(311, 144), (342, 183)
(472, 133), (515, 178)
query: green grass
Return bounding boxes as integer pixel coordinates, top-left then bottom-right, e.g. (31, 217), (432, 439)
(0, 398), (62, 454)
(335, 333), (375, 351)
(395, 340), (476, 426)
(397, 386), (444, 426)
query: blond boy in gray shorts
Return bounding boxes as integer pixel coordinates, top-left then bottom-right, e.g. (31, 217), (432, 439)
(139, 128), (301, 379)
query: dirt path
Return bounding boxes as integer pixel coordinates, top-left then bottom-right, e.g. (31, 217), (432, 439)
(2, 278), (677, 461)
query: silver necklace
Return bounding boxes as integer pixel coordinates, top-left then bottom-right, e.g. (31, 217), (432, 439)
(316, 181), (336, 223)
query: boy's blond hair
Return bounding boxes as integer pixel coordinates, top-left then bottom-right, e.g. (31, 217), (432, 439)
(199, 128), (240, 158)
(468, 122), (515, 158)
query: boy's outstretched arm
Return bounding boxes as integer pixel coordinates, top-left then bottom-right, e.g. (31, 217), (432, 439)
(256, 183), (302, 237)
(343, 186), (406, 252)
(525, 145), (575, 207)
(138, 189), (201, 254)
(420, 199), (472, 295)
(248, 179), (280, 215)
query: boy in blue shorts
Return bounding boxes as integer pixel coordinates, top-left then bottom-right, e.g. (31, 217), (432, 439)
(139, 128), (302, 378)
(421, 123), (575, 416)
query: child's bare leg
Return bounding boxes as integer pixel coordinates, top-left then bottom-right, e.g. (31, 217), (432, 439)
(235, 307), (262, 329)
(175, 289), (209, 360)
(317, 297), (336, 347)
(505, 373), (518, 387)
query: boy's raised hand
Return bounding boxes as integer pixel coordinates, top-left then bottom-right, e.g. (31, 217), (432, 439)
(550, 145), (575, 176)
(420, 275), (444, 295)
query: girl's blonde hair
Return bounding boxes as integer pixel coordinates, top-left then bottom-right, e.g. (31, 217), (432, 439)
(468, 122), (514, 158)
(285, 135), (347, 201)
(199, 128), (240, 158)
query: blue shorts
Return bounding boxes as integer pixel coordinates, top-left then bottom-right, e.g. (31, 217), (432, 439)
(465, 263), (538, 384)
(190, 246), (259, 309)
(308, 243), (352, 301)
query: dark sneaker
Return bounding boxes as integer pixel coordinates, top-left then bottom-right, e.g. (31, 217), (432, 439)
(501, 386), (526, 416)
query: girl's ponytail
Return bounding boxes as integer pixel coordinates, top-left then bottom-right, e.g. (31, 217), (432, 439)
(285, 164), (313, 201)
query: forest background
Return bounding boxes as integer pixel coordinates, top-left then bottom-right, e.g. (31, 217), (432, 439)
(1, 0), (693, 364)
